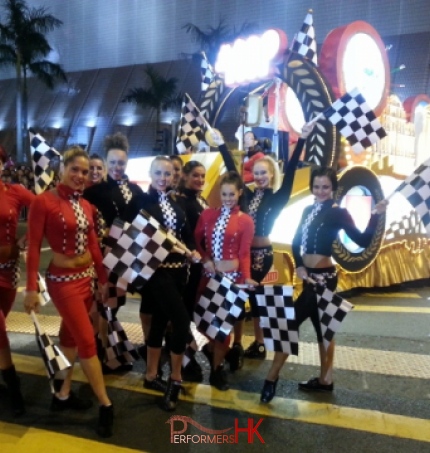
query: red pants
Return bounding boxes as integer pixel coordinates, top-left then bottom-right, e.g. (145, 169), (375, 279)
(0, 285), (16, 349)
(46, 263), (96, 359)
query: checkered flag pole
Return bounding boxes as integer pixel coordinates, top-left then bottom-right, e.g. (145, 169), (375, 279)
(176, 94), (207, 154)
(21, 252), (51, 306)
(291, 9), (318, 65)
(194, 272), (248, 343)
(99, 306), (138, 369)
(391, 158), (430, 234)
(103, 210), (182, 291)
(182, 330), (198, 368)
(311, 282), (354, 350)
(30, 310), (71, 393)
(29, 130), (62, 194)
(255, 285), (299, 355)
(314, 88), (387, 153)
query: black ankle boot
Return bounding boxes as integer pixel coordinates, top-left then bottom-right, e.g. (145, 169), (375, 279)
(161, 378), (183, 411)
(260, 379), (278, 403)
(97, 405), (114, 438)
(209, 365), (229, 391)
(1, 365), (25, 417)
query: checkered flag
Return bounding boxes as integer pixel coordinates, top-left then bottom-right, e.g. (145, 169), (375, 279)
(314, 284), (354, 350)
(385, 210), (420, 240)
(194, 273), (248, 343)
(37, 273), (51, 306)
(176, 95), (206, 154)
(30, 311), (71, 393)
(393, 159), (430, 234)
(182, 330), (198, 368)
(322, 88), (387, 153)
(201, 52), (215, 92)
(291, 9), (318, 65)
(29, 130), (62, 194)
(103, 210), (177, 291)
(99, 306), (138, 369)
(255, 285), (299, 355)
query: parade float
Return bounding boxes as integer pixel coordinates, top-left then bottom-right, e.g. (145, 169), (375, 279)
(162, 11), (430, 292)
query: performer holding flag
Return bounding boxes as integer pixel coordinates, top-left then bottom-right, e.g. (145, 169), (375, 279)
(260, 166), (387, 403)
(0, 145), (35, 416)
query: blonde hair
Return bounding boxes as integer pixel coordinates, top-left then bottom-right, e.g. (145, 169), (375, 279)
(63, 146), (89, 167)
(253, 155), (281, 191)
(150, 155), (173, 172)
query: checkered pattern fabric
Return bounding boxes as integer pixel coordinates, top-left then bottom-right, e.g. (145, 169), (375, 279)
(248, 189), (264, 224)
(46, 266), (95, 282)
(395, 158), (430, 234)
(314, 284), (354, 350)
(301, 202), (323, 254)
(117, 180), (133, 204)
(99, 306), (138, 369)
(291, 10), (318, 65)
(323, 88), (387, 153)
(201, 55), (215, 92)
(31, 311), (71, 393)
(29, 131), (62, 194)
(385, 210), (421, 240)
(211, 206), (231, 261)
(37, 273), (51, 306)
(255, 285), (299, 355)
(194, 273), (248, 343)
(68, 193), (89, 255)
(103, 211), (176, 291)
(182, 330), (198, 368)
(0, 259), (21, 289)
(158, 191), (177, 232)
(176, 96), (206, 154)
(94, 208), (107, 242)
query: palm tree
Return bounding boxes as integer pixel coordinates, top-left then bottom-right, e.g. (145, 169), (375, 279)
(0, 0), (67, 162)
(122, 64), (182, 145)
(182, 19), (256, 65)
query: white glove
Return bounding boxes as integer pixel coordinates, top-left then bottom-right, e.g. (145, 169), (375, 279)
(210, 130), (225, 146)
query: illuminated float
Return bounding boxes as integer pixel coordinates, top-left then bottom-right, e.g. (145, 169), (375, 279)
(129, 12), (430, 291)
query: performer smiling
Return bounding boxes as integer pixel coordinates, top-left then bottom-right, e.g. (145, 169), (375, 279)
(260, 167), (387, 403)
(211, 124), (314, 370)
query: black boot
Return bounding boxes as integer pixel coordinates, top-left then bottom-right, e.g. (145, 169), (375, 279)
(161, 378), (183, 411)
(97, 404), (114, 438)
(209, 365), (229, 391)
(1, 365), (25, 417)
(260, 379), (278, 403)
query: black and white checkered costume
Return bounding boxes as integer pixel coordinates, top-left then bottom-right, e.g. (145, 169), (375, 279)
(314, 284), (354, 350)
(323, 88), (387, 153)
(291, 10), (318, 66)
(158, 191), (177, 233)
(46, 265), (95, 282)
(176, 96), (206, 154)
(194, 272), (248, 343)
(29, 131), (62, 195)
(103, 211), (176, 291)
(117, 180), (133, 204)
(248, 189), (265, 224)
(31, 311), (71, 393)
(99, 306), (138, 369)
(68, 192), (89, 255)
(301, 202), (323, 254)
(0, 259), (20, 289)
(256, 285), (299, 355)
(395, 158), (430, 234)
(211, 206), (231, 261)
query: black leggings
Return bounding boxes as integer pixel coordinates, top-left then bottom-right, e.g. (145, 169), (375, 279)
(248, 245), (274, 318)
(294, 266), (337, 343)
(143, 267), (190, 354)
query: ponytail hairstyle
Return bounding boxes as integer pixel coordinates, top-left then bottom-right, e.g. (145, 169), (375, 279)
(219, 170), (247, 212)
(309, 166), (338, 192)
(253, 155), (281, 191)
(63, 146), (89, 167)
(177, 160), (205, 192)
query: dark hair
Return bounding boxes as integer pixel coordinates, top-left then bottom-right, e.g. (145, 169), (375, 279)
(89, 153), (104, 161)
(177, 160), (205, 191)
(0, 145), (6, 164)
(104, 132), (129, 154)
(310, 167), (338, 192)
(169, 155), (183, 166)
(63, 146), (89, 167)
(219, 171), (247, 212)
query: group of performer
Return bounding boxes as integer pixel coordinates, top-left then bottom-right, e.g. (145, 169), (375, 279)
(0, 127), (388, 438)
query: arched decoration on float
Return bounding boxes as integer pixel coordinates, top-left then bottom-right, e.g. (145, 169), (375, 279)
(319, 21), (390, 118)
(403, 94), (430, 123)
(332, 166), (385, 272)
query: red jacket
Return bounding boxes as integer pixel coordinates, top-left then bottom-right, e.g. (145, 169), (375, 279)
(195, 205), (254, 281)
(26, 184), (107, 291)
(243, 151), (265, 183)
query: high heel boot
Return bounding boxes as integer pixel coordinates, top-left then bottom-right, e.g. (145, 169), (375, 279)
(161, 378), (183, 411)
(97, 404), (114, 438)
(1, 365), (25, 416)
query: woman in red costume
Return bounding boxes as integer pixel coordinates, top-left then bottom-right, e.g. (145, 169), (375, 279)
(0, 145), (35, 416)
(194, 171), (256, 390)
(24, 147), (114, 438)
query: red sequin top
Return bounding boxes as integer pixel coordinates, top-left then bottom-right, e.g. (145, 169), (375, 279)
(26, 184), (107, 291)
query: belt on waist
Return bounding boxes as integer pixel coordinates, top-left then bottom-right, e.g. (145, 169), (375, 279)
(46, 266), (96, 282)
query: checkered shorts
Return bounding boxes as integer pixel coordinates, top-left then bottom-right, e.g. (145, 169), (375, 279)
(46, 266), (96, 282)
